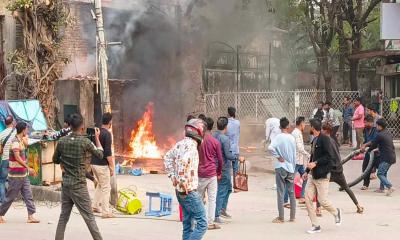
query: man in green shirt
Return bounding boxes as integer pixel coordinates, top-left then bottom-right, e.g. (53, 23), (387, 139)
(53, 113), (104, 240)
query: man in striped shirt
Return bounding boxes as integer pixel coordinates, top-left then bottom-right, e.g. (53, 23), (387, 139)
(0, 121), (39, 224)
(0, 115), (16, 203)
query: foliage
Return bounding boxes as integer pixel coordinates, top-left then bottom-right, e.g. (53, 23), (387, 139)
(6, 0), (71, 126)
(6, 0), (32, 12)
(6, 50), (29, 75)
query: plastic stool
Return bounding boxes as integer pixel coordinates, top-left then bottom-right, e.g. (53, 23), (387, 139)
(145, 192), (172, 217)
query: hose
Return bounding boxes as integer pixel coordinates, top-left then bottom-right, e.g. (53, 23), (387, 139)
(340, 149), (362, 165)
(339, 150), (375, 190)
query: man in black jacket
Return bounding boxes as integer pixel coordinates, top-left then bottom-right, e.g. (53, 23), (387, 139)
(303, 119), (342, 234)
(362, 118), (396, 196)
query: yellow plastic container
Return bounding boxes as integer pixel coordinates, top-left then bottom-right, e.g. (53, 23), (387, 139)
(117, 189), (142, 215)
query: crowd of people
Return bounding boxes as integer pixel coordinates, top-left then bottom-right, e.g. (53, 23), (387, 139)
(164, 107), (244, 239)
(164, 95), (397, 238)
(0, 95), (397, 239)
(264, 96), (396, 234)
(0, 113), (116, 240)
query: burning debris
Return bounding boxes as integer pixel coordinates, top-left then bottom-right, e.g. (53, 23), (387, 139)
(129, 102), (162, 159)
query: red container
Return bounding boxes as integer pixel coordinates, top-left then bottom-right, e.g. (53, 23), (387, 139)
(179, 204), (183, 222)
(352, 153), (365, 161)
(294, 175), (302, 199)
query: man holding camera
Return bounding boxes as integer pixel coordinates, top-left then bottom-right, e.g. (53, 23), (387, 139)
(53, 114), (104, 240)
(91, 113), (115, 218)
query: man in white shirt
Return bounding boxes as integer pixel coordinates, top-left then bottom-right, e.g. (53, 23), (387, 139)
(283, 116), (310, 206)
(265, 117), (281, 143)
(0, 116), (16, 203)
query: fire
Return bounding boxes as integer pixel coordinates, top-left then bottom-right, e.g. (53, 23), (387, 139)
(129, 102), (162, 159)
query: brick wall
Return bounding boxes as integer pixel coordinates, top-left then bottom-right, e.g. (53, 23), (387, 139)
(61, 2), (91, 68)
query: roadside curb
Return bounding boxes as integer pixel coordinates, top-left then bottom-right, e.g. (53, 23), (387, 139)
(31, 185), (61, 202)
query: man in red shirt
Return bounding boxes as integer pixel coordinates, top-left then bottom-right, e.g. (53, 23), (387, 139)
(198, 117), (223, 230)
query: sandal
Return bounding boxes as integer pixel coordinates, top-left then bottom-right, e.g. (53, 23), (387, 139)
(101, 213), (115, 219)
(27, 218), (40, 224)
(0, 217), (5, 224)
(92, 207), (101, 213)
(360, 186), (369, 191)
(272, 217), (284, 223)
(316, 208), (322, 217)
(208, 224), (221, 230)
(357, 206), (364, 214)
(283, 203), (291, 209)
(374, 189), (385, 193)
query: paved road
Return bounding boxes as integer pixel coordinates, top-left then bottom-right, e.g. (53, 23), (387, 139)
(0, 148), (399, 240)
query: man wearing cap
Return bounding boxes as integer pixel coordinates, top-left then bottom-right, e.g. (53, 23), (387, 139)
(164, 118), (207, 240)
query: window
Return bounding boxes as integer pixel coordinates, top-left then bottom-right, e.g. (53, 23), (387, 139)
(388, 76), (400, 98)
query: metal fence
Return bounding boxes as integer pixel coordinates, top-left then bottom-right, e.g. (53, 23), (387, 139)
(204, 90), (360, 124)
(382, 98), (400, 139)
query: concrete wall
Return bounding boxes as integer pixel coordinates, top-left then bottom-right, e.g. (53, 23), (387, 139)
(0, 2), (18, 99)
(55, 79), (94, 128)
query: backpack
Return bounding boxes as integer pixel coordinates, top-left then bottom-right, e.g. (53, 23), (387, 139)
(314, 109), (324, 122)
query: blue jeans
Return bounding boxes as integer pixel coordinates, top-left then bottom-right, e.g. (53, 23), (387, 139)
(232, 155), (239, 176)
(284, 164), (306, 203)
(0, 160), (9, 203)
(377, 162), (393, 190)
(176, 191), (207, 240)
(215, 173), (232, 217)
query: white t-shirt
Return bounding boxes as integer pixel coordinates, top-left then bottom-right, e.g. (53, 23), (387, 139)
(0, 127), (16, 160)
(265, 118), (281, 142)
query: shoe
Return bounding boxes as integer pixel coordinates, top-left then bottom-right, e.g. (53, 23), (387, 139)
(272, 217), (284, 224)
(214, 217), (225, 224)
(0, 216), (5, 224)
(386, 188), (395, 197)
(208, 223), (221, 230)
(335, 208), (342, 226)
(360, 186), (369, 190)
(288, 219), (296, 223)
(307, 225), (322, 234)
(220, 209), (232, 219)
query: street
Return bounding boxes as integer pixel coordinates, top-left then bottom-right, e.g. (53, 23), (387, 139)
(1, 148), (399, 240)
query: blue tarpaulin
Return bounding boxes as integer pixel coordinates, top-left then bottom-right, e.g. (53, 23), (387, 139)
(0, 100), (48, 132)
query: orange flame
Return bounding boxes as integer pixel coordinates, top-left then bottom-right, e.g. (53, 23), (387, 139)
(129, 102), (162, 159)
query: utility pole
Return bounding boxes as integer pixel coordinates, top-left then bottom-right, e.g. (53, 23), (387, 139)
(93, 0), (117, 206)
(94, 0), (111, 113)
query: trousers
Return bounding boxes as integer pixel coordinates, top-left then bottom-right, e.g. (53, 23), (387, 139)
(55, 184), (103, 240)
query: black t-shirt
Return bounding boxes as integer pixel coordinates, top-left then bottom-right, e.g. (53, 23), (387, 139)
(91, 128), (112, 166)
(369, 129), (396, 164)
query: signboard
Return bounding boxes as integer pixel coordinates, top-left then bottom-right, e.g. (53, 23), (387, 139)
(376, 63), (400, 75)
(385, 40), (400, 51)
(381, 3), (400, 40)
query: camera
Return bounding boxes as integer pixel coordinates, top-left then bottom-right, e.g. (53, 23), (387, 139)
(86, 127), (96, 143)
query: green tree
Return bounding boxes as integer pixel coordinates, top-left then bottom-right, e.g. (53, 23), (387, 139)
(302, 0), (339, 101)
(337, 0), (381, 90)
